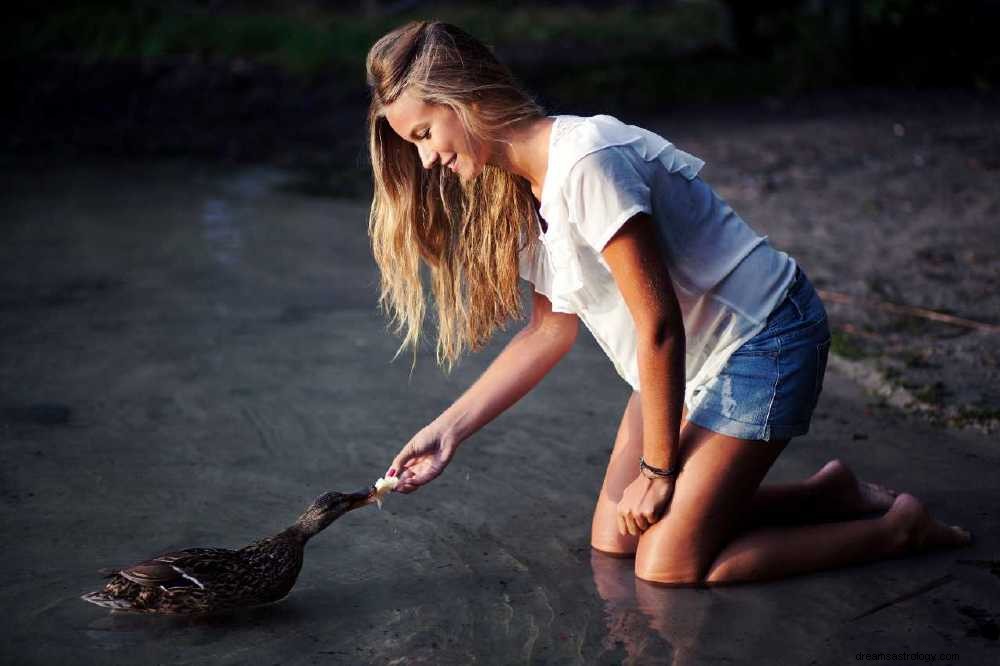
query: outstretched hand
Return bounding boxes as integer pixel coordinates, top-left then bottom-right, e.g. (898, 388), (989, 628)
(387, 425), (457, 494)
(617, 474), (674, 536)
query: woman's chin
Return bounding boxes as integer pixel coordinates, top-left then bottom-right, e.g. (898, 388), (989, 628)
(465, 162), (486, 180)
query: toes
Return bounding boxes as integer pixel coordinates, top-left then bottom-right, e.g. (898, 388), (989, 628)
(951, 525), (973, 545)
(858, 480), (899, 513)
(871, 482), (900, 498)
(810, 459), (850, 485)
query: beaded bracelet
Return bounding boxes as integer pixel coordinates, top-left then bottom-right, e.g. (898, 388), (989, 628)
(639, 456), (679, 479)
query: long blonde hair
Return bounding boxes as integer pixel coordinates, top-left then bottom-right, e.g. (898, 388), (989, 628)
(365, 20), (546, 374)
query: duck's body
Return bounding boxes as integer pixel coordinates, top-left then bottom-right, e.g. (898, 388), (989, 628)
(82, 488), (374, 615)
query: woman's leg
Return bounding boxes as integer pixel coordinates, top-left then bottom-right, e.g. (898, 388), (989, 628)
(633, 422), (790, 583)
(704, 492), (972, 584)
(591, 393), (901, 557)
(745, 459), (899, 527)
(590, 392), (644, 556)
(632, 420), (971, 585)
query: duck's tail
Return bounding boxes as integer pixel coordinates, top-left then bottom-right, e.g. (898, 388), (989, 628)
(80, 590), (137, 611)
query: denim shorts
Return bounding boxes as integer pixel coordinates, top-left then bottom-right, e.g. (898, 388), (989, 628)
(686, 266), (832, 442)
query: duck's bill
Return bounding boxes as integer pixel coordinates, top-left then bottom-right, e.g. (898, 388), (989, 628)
(348, 485), (378, 510)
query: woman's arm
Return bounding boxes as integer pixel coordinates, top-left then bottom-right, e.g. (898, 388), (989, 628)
(432, 289), (579, 447)
(600, 211), (685, 472)
(388, 289), (577, 492)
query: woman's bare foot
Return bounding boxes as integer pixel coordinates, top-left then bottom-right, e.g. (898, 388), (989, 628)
(884, 493), (973, 554)
(808, 459), (899, 517)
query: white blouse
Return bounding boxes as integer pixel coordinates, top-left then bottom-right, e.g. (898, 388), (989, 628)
(519, 114), (797, 408)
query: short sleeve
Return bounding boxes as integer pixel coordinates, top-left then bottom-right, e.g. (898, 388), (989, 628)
(564, 145), (652, 253)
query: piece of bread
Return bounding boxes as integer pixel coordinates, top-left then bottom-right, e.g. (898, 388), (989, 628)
(372, 475), (399, 508)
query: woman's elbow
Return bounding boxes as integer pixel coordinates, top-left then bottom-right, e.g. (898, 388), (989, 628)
(529, 315), (578, 353)
(640, 318), (684, 348)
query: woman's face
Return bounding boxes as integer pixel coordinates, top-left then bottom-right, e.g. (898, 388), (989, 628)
(383, 89), (487, 181)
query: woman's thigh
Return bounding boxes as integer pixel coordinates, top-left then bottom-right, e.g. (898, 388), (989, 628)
(590, 392), (640, 556)
(591, 392), (691, 556)
(633, 425), (788, 584)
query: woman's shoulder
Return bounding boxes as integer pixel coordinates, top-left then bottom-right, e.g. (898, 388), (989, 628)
(549, 113), (702, 181)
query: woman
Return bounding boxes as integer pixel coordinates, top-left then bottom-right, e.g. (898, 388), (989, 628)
(365, 20), (970, 585)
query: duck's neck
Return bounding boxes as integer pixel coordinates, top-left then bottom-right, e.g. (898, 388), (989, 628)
(279, 525), (311, 545)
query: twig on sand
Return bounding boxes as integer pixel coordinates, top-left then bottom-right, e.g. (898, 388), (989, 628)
(818, 289), (1000, 333)
(846, 574), (955, 622)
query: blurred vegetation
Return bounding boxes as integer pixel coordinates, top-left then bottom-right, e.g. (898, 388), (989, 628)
(9, 0), (1000, 103)
(7, 0), (998, 192)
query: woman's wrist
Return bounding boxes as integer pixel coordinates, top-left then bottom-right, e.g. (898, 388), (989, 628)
(430, 416), (465, 450)
(639, 456), (679, 480)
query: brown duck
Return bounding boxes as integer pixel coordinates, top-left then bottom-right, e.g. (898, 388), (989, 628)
(81, 486), (375, 614)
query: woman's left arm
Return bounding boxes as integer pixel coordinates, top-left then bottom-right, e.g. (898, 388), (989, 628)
(600, 211), (686, 536)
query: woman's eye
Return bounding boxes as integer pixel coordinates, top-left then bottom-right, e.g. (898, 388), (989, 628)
(420, 130), (431, 140)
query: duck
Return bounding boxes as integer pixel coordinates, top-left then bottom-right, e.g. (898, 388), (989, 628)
(81, 486), (376, 615)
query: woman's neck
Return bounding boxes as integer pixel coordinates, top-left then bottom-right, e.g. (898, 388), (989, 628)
(491, 116), (554, 201)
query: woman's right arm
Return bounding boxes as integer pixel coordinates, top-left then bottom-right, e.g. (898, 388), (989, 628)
(436, 289), (578, 444)
(388, 290), (579, 492)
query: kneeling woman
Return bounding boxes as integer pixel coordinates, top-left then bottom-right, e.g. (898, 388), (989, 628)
(364, 20), (971, 585)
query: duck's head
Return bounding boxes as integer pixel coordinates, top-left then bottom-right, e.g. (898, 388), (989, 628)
(293, 486), (376, 539)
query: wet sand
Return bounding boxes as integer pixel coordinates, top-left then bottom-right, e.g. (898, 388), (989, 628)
(1, 158), (997, 664)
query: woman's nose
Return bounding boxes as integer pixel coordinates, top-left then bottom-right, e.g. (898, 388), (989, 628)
(416, 144), (438, 169)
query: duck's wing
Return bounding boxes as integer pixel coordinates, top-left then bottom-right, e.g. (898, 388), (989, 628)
(97, 548), (227, 578)
(118, 547), (236, 591)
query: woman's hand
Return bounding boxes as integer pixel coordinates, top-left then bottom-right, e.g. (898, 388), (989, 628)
(617, 474), (675, 536)
(386, 424), (458, 494)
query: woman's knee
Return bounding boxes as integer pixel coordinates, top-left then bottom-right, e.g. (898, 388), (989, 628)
(634, 545), (711, 584)
(591, 489), (639, 556)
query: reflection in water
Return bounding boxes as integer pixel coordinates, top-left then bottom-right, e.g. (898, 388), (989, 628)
(197, 167), (291, 270)
(82, 596), (309, 650)
(591, 549), (712, 665)
(200, 198), (242, 267)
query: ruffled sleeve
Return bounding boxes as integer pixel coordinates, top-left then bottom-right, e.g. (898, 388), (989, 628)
(564, 145), (654, 253)
(518, 223), (586, 314)
(523, 114), (707, 314)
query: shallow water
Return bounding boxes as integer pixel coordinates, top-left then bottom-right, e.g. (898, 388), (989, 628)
(2, 158), (996, 664)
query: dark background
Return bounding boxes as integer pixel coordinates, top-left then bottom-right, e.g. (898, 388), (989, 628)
(6, 0), (1000, 198)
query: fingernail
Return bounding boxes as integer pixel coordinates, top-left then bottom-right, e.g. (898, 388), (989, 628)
(388, 468), (396, 477)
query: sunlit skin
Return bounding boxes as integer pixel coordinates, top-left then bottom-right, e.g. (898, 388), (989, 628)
(380, 87), (972, 586)
(383, 88), (677, 538)
(383, 90), (554, 200)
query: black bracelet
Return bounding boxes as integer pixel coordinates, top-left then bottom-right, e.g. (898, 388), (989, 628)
(640, 456), (678, 478)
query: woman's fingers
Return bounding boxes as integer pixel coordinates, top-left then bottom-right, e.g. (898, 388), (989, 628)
(388, 440), (425, 478)
(409, 462), (443, 487)
(388, 450), (410, 479)
(618, 511), (638, 536)
(394, 482), (419, 494)
(391, 458), (439, 493)
(617, 508), (655, 536)
(627, 514), (640, 536)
